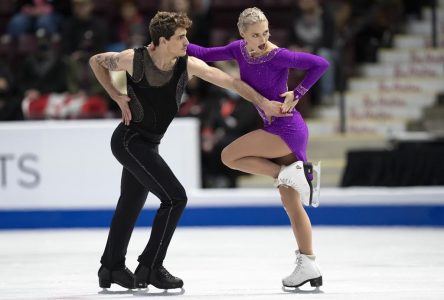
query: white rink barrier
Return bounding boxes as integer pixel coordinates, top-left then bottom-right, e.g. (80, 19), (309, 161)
(0, 119), (201, 209)
(0, 187), (444, 228)
(1, 120), (444, 228)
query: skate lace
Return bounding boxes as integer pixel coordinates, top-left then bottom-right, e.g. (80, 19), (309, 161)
(124, 267), (135, 276)
(157, 266), (175, 280)
(292, 255), (303, 274)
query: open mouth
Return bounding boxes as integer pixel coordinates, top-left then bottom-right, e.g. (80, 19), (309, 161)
(258, 44), (266, 50)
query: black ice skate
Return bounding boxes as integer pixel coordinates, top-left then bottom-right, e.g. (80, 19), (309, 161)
(135, 264), (184, 290)
(98, 265), (136, 289)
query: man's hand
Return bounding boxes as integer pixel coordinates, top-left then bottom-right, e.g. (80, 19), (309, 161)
(280, 91), (299, 113)
(112, 93), (132, 126)
(261, 100), (293, 120)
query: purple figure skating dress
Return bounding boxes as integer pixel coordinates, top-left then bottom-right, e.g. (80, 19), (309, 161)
(187, 40), (329, 163)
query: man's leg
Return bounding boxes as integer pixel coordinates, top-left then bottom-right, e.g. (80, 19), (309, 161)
(113, 131), (187, 289)
(131, 146), (187, 289)
(101, 168), (149, 270)
(98, 167), (149, 289)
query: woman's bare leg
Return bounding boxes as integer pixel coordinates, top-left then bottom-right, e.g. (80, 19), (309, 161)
(273, 154), (313, 255)
(279, 186), (313, 255)
(221, 130), (313, 255)
(220, 129), (293, 178)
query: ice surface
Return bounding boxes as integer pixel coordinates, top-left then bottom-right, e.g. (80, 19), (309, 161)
(1, 227), (444, 300)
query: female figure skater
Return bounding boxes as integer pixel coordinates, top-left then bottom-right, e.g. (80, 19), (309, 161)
(187, 7), (329, 288)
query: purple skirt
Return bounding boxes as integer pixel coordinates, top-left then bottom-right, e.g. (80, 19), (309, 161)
(263, 111), (309, 162)
(264, 112), (313, 181)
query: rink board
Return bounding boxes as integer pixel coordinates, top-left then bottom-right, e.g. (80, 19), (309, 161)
(1, 187), (444, 228)
(1, 121), (443, 228)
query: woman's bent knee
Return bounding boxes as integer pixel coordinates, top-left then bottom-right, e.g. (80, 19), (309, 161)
(221, 147), (234, 168)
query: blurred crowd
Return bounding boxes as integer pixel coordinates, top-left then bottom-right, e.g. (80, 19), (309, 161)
(0, 0), (434, 187)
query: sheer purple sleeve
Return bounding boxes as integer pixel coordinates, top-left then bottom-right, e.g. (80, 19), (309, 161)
(186, 42), (236, 62)
(279, 49), (329, 100)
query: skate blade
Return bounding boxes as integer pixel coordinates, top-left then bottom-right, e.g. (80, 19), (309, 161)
(137, 287), (185, 296)
(311, 161), (321, 207)
(98, 288), (136, 295)
(282, 286), (323, 294)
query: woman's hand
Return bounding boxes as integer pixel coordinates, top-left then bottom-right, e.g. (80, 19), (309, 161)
(280, 91), (299, 113)
(261, 100), (293, 123)
(112, 93), (132, 125)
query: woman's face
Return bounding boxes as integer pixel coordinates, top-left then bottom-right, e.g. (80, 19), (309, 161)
(240, 21), (270, 54)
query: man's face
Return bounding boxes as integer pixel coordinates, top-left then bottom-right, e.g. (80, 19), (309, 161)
(165, 27), (189, 57)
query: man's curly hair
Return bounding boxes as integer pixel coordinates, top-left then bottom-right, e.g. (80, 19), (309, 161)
(149, 11), (192, 46)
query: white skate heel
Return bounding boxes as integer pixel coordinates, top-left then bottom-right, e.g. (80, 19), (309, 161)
(274, 161), (321, 207)
(282, 250), (323, 289)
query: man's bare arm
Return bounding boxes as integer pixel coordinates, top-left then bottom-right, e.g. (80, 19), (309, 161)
(89, 50), (133, 98)
(89, 49), (134, 125)
(187, 56), (291, 118)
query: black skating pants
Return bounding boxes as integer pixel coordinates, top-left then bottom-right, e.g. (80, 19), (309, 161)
(100, 123), (187, 270)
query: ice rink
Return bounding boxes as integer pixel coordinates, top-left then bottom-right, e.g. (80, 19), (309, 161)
(1, 226), (444, 300)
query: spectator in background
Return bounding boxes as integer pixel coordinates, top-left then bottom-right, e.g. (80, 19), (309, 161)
(17, 29), (67, 119)
(287, 0), (336, 105)
(7, 0), (61, 39)
(61, 0), (108, 55)
(118, 0), (144, 46)
(17, 28), (108, 120)
(104, 1), (148, 115)
(200, 84), (260, 187)
(65, 33), (109, 118)
(18, 29), (67, 102)
(161, 0), (210, 46)
(0, 59), (22, 120)
(107, 0), (145, 52)
(352, 0), (403, 63)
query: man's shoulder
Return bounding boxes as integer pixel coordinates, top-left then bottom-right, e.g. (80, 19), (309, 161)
(119, 48), (137, 63)
(186, 55), (202, 68)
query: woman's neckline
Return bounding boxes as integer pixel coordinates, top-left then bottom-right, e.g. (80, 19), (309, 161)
(239, 40), (281, 64)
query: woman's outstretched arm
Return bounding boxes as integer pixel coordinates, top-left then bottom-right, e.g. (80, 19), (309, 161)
(186, 41), (237, 62)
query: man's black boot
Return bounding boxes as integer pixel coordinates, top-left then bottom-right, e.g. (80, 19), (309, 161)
(98, 265), (136, 289)
(134, 264), (150, 289)
(135, 264), (183, 289)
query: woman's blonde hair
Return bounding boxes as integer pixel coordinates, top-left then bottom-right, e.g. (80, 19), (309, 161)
(237, 7), (268, 33)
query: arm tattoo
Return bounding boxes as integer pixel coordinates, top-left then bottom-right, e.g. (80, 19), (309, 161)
(95, 54), (119, 70)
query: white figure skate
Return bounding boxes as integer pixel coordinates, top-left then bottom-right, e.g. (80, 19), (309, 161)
(282, 250), (323, 289)
(274, 161), (321, 207)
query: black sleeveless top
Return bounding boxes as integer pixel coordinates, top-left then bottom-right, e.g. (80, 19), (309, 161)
(126, 47), (188, 143)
